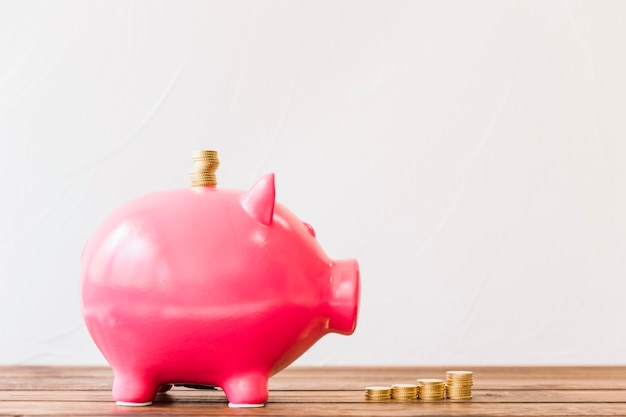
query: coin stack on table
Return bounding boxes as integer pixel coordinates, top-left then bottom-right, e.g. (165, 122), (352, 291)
(445, 371), (473, 400)
(364, 386), (392, 401)
(391, 383), (419, 401)
(417, 379), (445, 400)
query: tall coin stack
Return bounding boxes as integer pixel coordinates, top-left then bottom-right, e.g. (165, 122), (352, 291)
(445, 371), (473, 400)
(391, 384), (419, 401)
(190, 150), (219, 187)
(417, 379), (445, 400)
(364, 386), (391, 401)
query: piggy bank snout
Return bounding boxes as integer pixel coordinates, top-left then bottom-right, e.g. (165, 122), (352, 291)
(328, 259), (360, 335)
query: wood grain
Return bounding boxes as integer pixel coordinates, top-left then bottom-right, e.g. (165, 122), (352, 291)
(1, 366), (625, 416)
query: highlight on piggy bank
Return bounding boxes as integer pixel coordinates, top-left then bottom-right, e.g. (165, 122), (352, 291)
(80, 150), (360, 408)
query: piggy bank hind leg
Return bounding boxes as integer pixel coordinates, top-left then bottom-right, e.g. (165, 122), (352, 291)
(221, 372), (269, 408)
(112, 371), (160, 406)
(158, 384), (173, 393)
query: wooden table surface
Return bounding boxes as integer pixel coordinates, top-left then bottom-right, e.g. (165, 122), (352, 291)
(1, 366), (625, 416)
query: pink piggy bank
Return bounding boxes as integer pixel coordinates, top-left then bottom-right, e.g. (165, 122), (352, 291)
(81, 172), (360, 407)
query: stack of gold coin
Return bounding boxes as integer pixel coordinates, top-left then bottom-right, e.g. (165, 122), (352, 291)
(391, 383), (419, 401)
(364, 386), (392, 401)
(417, 379), (445, 400)
(190, 150), (219, 187)
(445, 371), (473, 400)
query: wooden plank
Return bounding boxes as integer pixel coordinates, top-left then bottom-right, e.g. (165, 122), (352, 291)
(3, 389), (626, 403)
(3, 366), (626, 390)
(2, 366), (626, 416)
(4, 401), (626, 417)
(3, 376), (624, 391)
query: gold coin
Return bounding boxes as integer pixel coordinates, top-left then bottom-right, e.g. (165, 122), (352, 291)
(192, 162), (219, 168)
(391, 383), (418, 400)
(191, 181), (216, 185)
(191, 173), (217, 179)
(364, 386), (391, 401)
(192, 157), (218, 161)
(191, 174), (217, 179)
(446, 389), (472, 396)
(191, 169), (217, 173)
(446, 371), (473, 381)
(392, 383), (418, 388)
(191, 178), (216, 181)
(418, 378), (444, 384)
(446, 371), (473, 376)
(191, 177), (217, 181)
(192, 150), (218, 158)
(365, 386), (391, 393)
(191, 171), (217, 175)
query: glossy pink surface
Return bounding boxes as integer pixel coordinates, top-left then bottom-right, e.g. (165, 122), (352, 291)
(80, 173), (360, 407)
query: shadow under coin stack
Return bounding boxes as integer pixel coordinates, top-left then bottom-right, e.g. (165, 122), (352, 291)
(445, 371), (473, 400)
(417, 379), (445, 400)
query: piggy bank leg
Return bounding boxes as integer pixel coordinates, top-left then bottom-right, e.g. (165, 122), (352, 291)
(158, 384), (173, 393)
(222, 372), (269, 408)
(112, 371), (159, 406)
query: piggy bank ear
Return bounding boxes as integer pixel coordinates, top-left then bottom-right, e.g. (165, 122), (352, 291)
(240, 173), (275, 226)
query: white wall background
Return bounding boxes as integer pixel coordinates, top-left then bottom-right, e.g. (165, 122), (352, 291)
(1, 0), (625, 366)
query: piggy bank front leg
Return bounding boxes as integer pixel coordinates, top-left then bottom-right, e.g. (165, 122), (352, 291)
(221, 372), (269, 408)
(112, 371), (160, 406)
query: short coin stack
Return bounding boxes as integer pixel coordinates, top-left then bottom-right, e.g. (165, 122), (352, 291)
(391, 383), (419, 401)
(417, 379), (445, 400)
(445, 371), (473, 400)
(190, 150), (220, 187)
(364, 386), (392, 401)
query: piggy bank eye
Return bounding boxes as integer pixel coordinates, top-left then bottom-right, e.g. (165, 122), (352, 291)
(303, 222), (316, 238)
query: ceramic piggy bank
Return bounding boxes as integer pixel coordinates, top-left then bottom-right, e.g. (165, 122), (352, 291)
(80, 152), (360, 408)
